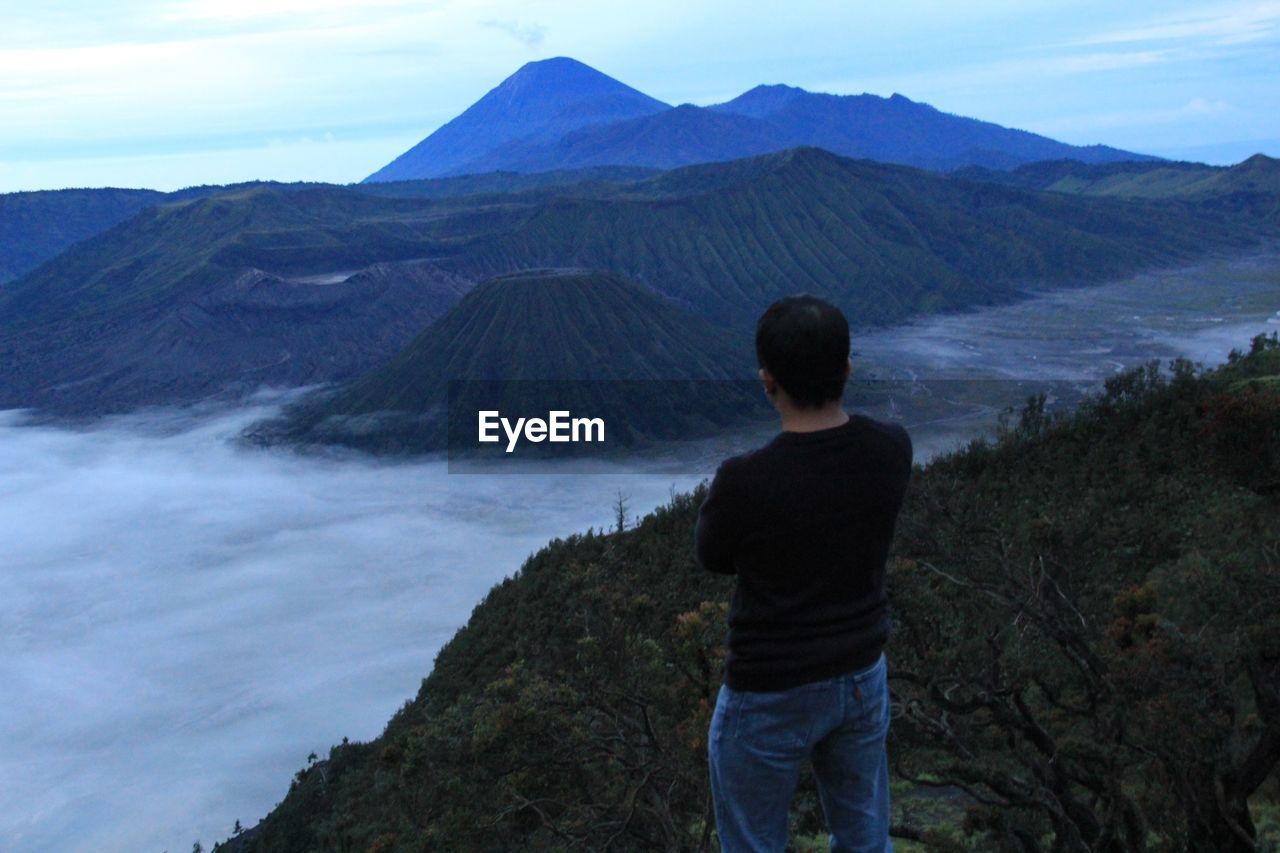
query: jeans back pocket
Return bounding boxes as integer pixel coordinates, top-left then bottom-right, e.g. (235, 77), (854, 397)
(731, 684), (820, 753)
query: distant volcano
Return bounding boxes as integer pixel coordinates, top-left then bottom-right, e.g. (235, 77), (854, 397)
(365, 57), (670, 182)
(364, 57), (1157, 182)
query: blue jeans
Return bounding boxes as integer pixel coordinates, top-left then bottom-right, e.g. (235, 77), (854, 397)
(708, 654), (893, 852)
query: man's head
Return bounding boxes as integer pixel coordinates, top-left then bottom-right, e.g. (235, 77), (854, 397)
(755, 295), (851, 410)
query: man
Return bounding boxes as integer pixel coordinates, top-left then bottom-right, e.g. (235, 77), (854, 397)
(695, 294), (912, 852)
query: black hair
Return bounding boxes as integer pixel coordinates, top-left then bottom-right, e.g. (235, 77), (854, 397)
(754, 294), (849, 408)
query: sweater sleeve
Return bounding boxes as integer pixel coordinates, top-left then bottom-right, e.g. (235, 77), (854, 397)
(694, 461), (742, 575)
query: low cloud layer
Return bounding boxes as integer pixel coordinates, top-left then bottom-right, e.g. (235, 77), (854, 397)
(0, 403), (703, 851)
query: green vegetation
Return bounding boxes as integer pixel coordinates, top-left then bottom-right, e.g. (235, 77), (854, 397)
(960, 153), (1280, 208)
(889, 335), (1280, 851)
(0, 186), (496, 415)
(447, 148), (1265, 331)
(354, 166), (659, 200)
(0, 168), (649, 289)
(0, 187), (494, 331)
(221, 335), (1280, 852)
(11, 148), (1261, 338)
(0, 186), (164, 284)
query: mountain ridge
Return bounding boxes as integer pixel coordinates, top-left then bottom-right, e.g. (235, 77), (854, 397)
(364, 57), (1158, 182)
(364, 57), (670, 182)
(440, 146), (1258, 330)
(710, 85), (1154, 171)
(2, 147), (1270, 416)
(954, 152), (1280, 207)
(0, 168), (661, 287)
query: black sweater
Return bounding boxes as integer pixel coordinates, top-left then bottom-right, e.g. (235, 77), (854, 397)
(694, 413), (913, 691)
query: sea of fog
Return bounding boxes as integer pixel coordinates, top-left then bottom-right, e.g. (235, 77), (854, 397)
(2, 251), (1279, 852)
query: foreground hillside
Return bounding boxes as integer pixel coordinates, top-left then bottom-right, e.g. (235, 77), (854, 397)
(220, 335), (1280, 851)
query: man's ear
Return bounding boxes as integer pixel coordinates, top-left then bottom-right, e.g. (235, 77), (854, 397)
(845, 358), (853, 377)
(758, 367), (776, 396)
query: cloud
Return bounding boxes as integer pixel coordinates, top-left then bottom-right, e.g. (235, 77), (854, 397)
(480, 18), (548, 47)
(817, 3), (1275, 131)
(1034, 48), (1184, 74)
(1030, 97), (1233, 135)
(0, 131), (424, 192)
(160, 0), (421, 23)
(0, 400), (697, 851)
(1076, 0), (1280, 47)
(819, 48), (1185, 101)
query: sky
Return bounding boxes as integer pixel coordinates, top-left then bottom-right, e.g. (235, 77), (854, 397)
(2, 0), (1279, 192)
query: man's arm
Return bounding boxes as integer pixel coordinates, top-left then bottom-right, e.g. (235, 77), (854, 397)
(695, 461), (742, 575)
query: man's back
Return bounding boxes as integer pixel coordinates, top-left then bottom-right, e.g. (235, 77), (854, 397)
(696, 413), (913, 691)
(699, 293), (910, 852)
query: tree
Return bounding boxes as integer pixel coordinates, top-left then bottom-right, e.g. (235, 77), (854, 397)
(614, 490), (630, 533)
(889, 348), (1280, 851)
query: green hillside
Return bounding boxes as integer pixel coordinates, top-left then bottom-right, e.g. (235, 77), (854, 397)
(352, 165), (658, 200)
(959, 153), (1280, 200)
(0, 186), (495, 330)
(446, 148), (1265, 331)
(0, 168), (650, 289)
(2, 148), (1274, 414)
(0, 186), (500, 414)
(0, 187), (164, 284)
(218, 334), (1280, 852)
(266, 269), (765, 453)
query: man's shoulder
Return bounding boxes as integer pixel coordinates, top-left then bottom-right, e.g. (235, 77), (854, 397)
(706, 441), (778, 499)
(850, 414), (913, 463)
(714, 414), (912, 482)
(711, 449), (756, 483)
